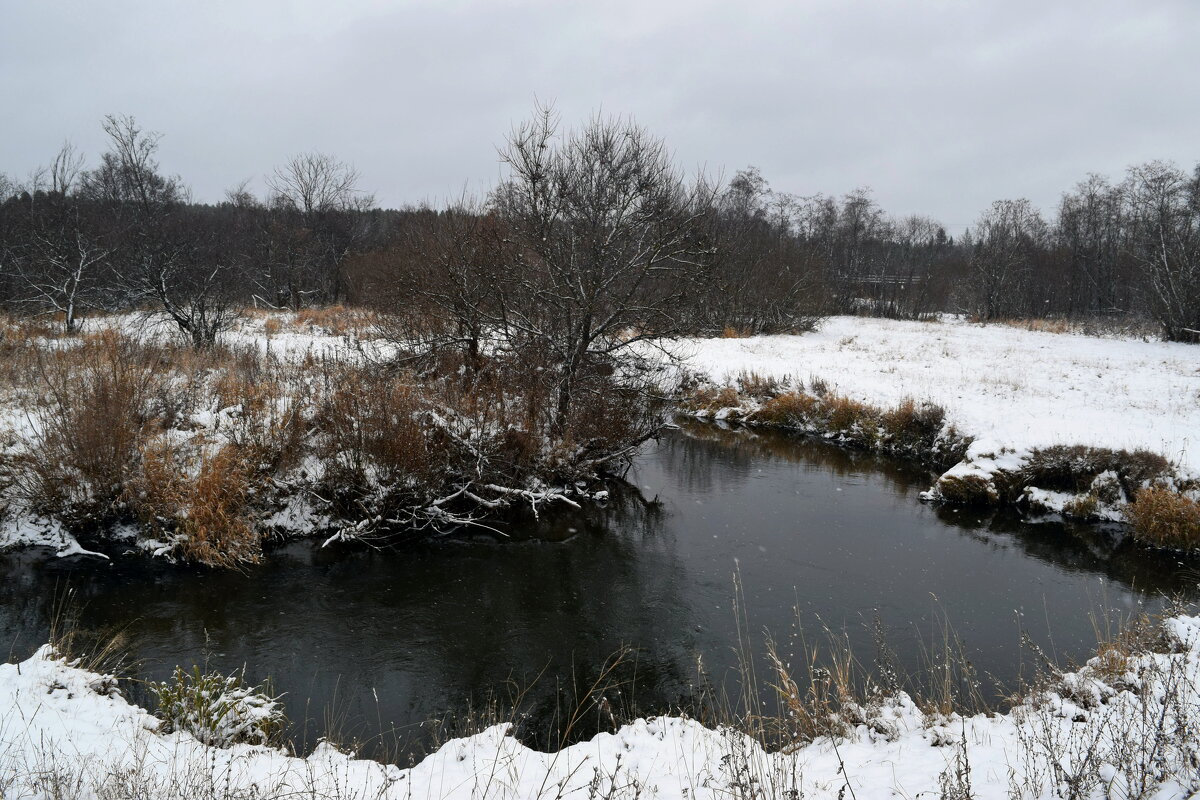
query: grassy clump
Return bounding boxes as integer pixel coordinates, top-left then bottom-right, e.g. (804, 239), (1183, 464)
(1019, 445), (1171, 500)
(1125, 487), (1200, 551)
(935, 473), (1003, 505)
(149, 664), (287, 747)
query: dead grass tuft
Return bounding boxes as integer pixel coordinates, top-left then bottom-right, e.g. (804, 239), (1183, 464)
(1021, 444), (1170, 499)
(823, 395), (878, 434)
(754, 391), (819, 426)
(1125, 487), (1200, 551)
(734, 370), (785, 399)
(936, 474), (999, 505)
(132, 443), (260, 567)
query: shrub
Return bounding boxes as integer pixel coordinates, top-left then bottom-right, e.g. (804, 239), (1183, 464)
(1125, 487), (1200, 550)
(314, 369), (432, 505)
(823, 396), (878, 435)
(735, 370), (785, 399)
(936, 473), (1000, 505)
(149, 664), (286, 747)
(212, 359), (309, 474)
(14, 332), (165, 524)
(881, 398), (945, 451)
(293, 305), (378, 337)
(930, 426), (973, 471)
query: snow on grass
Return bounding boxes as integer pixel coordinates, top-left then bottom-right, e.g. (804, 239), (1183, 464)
(673, 316), (1200, 472)
(3, 616), (1200, 798)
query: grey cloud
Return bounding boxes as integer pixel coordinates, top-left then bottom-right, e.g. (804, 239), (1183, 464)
(2, 0), (1196, 233)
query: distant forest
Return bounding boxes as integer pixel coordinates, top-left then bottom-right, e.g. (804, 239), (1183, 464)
(2, 112), (1198, 344)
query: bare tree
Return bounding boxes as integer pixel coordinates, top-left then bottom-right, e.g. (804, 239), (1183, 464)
(48, 142), (85, 195)
(1123, 161), (1200, 341)
(81, 115), (236, 347)
(5, 143), (110, 333)
(80, 115), (184, 212)
(491, 104), (717, 432)
(1056, 174), (1130, 316)
(370, 197), (508, 371)
(268, 152), (372, 215)
(705, 167), (826, 332)
(223, 178), (259, 210)
(965, 199), (1049, 320)
(265, 152), (375, 305)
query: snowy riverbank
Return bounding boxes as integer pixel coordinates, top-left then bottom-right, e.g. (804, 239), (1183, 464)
(674, 316), (1200, 472)
(1, 312), (1197, 559)
(668, 317), (1200, 537)
(3, 614), (1200, 799)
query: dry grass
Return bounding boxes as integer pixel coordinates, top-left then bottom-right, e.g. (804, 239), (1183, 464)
(132, 443), (260, 567)
(734, 370), (786, 398)
(315, 369), (431, 498)
(13, 331), (166, 523)
(293, 305), (381, 337)
(755, 391), (819, 426)
(1125, 487), (1200, 551)
(935, 473), (1000, 505)
(984, 317), (1075, 334)
(823, 395), (878, 434)
(1020, 444), (1170, 499)
(682, 381), (969, 469)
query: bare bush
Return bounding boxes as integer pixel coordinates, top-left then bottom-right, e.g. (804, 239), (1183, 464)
(14, 331), (165, 524)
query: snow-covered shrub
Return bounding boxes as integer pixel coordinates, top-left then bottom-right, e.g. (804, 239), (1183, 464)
(1010, 614), (1200, 800)
(149, 664), (286, 747)
(681, 382), (969, 470)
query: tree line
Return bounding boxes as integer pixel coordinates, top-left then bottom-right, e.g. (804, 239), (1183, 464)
(1, 110), (1198, 350)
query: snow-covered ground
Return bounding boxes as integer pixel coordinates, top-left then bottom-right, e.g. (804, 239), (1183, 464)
(4, 616), (1199, 799)
(673, 316), (1200, 472)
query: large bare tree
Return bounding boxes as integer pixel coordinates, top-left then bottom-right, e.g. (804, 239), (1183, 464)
(491, 105), (717, 431)
(965, 198), (1049, 320)
(81, 115), (238, 347)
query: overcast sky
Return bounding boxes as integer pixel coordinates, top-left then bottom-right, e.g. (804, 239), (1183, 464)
(2, 0), (1196, 232)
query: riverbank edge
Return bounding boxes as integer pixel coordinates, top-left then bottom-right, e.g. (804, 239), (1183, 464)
(677, 381), (1200, 553)
(3, 612), (1199, 799)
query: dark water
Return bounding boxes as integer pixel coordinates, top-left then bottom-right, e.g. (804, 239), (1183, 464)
(2, 422), (1197, 757)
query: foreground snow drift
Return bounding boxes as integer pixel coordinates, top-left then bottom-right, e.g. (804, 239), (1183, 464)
(675, 316), (1200, 472)
(4, 616), (1200, 799)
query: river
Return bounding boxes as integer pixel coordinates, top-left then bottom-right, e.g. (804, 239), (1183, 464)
(2, 421), (1195, 758)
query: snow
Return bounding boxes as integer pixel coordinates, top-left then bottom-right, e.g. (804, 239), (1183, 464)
(3, 617), (1200, 798)
(671, 316), (1200, 472)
